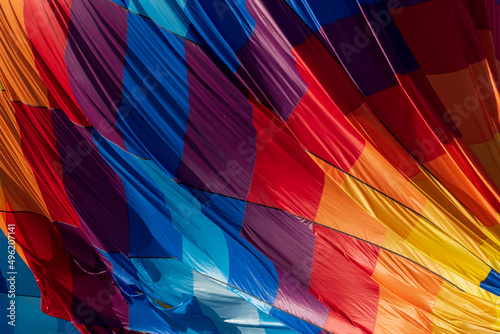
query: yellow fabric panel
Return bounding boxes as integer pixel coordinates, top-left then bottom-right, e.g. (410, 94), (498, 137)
(411, 168), (496, 247)
(420, 199), (495, 266)
(479, 235), (500, 271)
(346, 117), (500, 269)
(382, 230), (500, 303)
(372, 248), (500, 333)
(412, 163), (500, 268)
(404, 205), (483, 292)
(484, 215), (500, 252)
(0, 91), (47, 215)
(410, 168), (484, 231)
(313, 148), (495, 297)
(349, 143), (500, 271)
(326, 121), (500, 276)
(431, 318), (480, 334)
(493, 304), (500, 331)
(484, 224), (500, 253)
(0, 0), (49, 106)
(315, 149), (500, 329)
(432, 289), (498, 333)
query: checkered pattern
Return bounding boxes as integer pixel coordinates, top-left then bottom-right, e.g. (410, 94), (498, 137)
(1, 0), (500, 333)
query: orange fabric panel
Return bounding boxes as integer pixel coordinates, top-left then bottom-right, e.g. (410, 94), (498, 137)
(0, 0), (51, 106)
(372, 250), (441, 314)
(424, 143), (500, 228)
(348, 102), (421, 178)
(427, 61), (499, 145)
(313, 154), (387, 246)
(373, 286), (434, 334)
(348, 143), (427, 213)
(470, 134), (500, 192)
(0, 91), (47, 215)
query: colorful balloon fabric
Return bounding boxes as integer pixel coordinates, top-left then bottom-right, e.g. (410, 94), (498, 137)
(2, 0), (500, 333)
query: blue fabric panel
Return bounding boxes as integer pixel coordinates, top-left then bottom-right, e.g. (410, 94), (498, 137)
(358, 2), (420, 74)
(285, 0), (361, 30)
(107, 0), (129, 7)
(180, 187), (280, 305)
(132, 258), (195, 307)
(117, 12), (190, 177)
(126, 293), (180, 333)
(182, 0), (256, 71)
(269, 307), (323, 334)
(128, 0), (192, 37)
(0, 233), (40, 297)
(154, 297), (220, 333)
(480, 269), (500, 296)
(99, 251), (142, 292)
(93, 130), (183, 259)
(137, 159), (231, 282)
(3, 296), (59, 334)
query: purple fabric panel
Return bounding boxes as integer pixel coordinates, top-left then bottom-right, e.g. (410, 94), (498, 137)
(176, 42), (256, 199)
(65, 0), (128, 148)
(274, 267), (329, 329)
(70, 257), (129, 327)
(452, 1), (487, 66)
(489, 0), (500, 60)
(57, 223), (129, 328)
(57, 222), (107, 273)
(52, 110), (129, 255)
(317, 13), (397, 96)
(358, 2), (420, 74)
(235, 0), (310, 119)
(241, 204), (315, 287)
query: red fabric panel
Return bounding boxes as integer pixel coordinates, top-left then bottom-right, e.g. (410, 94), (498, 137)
(366, 84), (446, 163)
(397, 69), (460, 140)
(391, 0), (470, 74)
(5, 212), (74, 320)
(23, 0), (90, 126)
(13, 102), (80, 226)
(309, 225), (380, 334)
(288, 35), (366, 172)
(246, 97), (324, 221)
